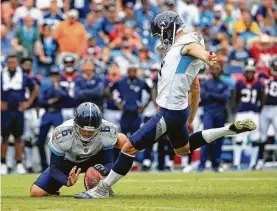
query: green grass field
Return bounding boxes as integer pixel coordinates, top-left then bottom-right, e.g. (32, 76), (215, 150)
(1, 171), (277, 211)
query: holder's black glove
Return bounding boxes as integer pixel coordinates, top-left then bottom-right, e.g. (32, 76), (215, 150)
(94, 164), (107, 176)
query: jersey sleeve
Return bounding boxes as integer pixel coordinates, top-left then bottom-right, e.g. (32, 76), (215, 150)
(48, 127), (70, 156)
(100, 121), (118, 150)
(181, 32), (205, 48)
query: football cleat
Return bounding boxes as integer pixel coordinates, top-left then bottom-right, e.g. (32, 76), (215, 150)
(74, 180), (110, 199)
(15, 163), (26, 174)
(1, 163), (8, 175)
(229, 119), (256, 134)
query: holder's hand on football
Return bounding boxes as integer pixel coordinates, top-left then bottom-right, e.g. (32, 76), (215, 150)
(67, 166), (81, 187)
(93, 164), (107, 176)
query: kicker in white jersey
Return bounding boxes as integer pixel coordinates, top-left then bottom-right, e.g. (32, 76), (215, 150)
(156, 32), (205, 110)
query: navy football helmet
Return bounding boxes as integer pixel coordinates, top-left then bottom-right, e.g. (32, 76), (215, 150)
(269, 55), (277, 76)
(74, 102), (102, 143)
(151, 11), (184, 51)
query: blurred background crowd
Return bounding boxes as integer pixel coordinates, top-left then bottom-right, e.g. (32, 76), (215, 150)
(1, 0), (277, 175)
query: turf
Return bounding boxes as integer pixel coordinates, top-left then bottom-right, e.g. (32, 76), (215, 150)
(1, 171), (277, 211)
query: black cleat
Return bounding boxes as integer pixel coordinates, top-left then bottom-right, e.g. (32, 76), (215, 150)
(27, 167), (34, 173)
(229, 119), (256, 134)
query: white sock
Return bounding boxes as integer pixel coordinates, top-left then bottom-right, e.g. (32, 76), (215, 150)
(25, 147), (33, 169)
(233, 145), (242, 166)
(104, 170), (124, 187)
(7, 145), (15, 168)
(249, 146), (259, 168)
(182, 156), (189, 168)
(202, 126), (236, 143)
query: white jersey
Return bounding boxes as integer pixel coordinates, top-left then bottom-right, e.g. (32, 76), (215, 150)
(156, 32), (205, 110)
(48, 119), (117, 163)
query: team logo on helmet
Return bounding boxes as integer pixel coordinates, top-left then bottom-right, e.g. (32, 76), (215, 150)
(158, 18), (170, 29)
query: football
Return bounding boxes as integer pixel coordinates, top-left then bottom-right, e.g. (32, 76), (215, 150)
(84, 167), (103, 190)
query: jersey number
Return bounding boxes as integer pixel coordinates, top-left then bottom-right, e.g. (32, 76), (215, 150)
(241, 89), (257, 104)
(265, 80), (277, 97)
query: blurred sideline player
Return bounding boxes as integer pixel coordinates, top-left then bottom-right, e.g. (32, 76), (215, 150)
(30, 102), (127, 197)
(59, 55), (79, 121)
(75, 11), (256, 199)
(257, 55), (277, 170)
(21, 58), (42, 173)
(199, 63), (230, 172)
(1, 55), (39, 175)
(233, 58), (265, 170)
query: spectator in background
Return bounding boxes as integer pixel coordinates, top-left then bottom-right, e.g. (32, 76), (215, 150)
(138, 48), (157, 71)
(94, 5), (117, 46)
(84, 12), (98, 38)
(113, 42), (139, 76)
(122, 2), (138, 30)
(1, 24), (13, 63)
(1, 55), (38, 175)
(232, 0), (247, 20)
(224, 4), (236, 36)
(210, 5), (228, 37)
(254, 0), (275, 24)
(12, 16), (43, 62)
(82, 36), (101, 59)
(41, 0), (65, 29)
(59, 55), (79, 121)
(38, 24), (59, 76)
(164, 0), (175, 12)
(53, 9), (87, 64)
(233, 10), (261, 40)
(177, 0), (200, 32)
(74, 59), (105, 111)
(65, 0), (92, 23)
(109, 66), (152, 136)
(260, 17), (277, 36)
(228, 37), (250, 66)
(199, 1), (214, 30)
(12, 0), (43, 27)
(35, 0), (63, 12)
(247, 34), (277, 70)
(36, 67), (68, 171)
(199, 63), (230, 172)
(104, 63), (123, 130)
(134, 0), (159, 49)
(107, 24), (143, 51)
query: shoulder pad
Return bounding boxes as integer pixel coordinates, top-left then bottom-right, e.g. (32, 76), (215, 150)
(177, 32), (205, 48)
(99, 119), (118, 149)
(48, 123), (74, 155)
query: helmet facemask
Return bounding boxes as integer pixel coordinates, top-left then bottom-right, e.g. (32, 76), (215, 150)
(74, 123), (101, 143)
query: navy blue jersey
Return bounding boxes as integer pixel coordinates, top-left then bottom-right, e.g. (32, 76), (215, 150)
(111, 77), (151, 112)
(236, 77), (264, 112)
(26, 73), (41, 108)
(74, 75), (105, 107)
(1, 68), (35, 110)
(104, 78), (121, 110)
(200, 78), (230, 113)
(60, 72), (79, 108)
(38, 85), (69, 111)
(264, 75), (277, 105)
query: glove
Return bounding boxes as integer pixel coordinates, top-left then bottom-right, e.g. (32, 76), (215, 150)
(93, 164), (107, 176)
